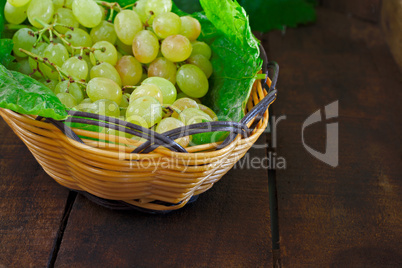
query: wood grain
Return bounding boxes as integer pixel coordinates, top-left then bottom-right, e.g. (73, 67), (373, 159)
(55, 135), (272, 267)
(321, 0), (381, 22)
(381, 0), (402, 72)
(0, 117), (70, 267)
(267, 8), (402, 267)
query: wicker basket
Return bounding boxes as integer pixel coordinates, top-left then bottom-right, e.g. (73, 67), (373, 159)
(0, 61), (278, 213)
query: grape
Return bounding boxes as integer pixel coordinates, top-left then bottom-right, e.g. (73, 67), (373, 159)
(54, 8), (79, 34)
(65, 0), (74, 8)
(114, 10), (143, 45)
(130, 84), (163, 104)
(132, 0), (147, 24)
(144, 0), (172, 25)
(52, 0), (64, 9)
(4, 1), (29, 25)
(12, 28), (37, 58)
(57, 92), (77, 108)
(90, 41), (118, 66)
(156, 117), (189, 148)
(187, 54), (213, 78)
(28, 42), (47, 77)
(179, 107), (212, 126)
(61, 56), (88, 81)
(27, 0), (54, 28)
(132, 30), (159, 64)
(42, 43), (69, 79)
(120, 93), (130, 108)
(147, 57), (176, 84)
(176, 92), (201, 103)
(72, 0), (102, 28)
(161, 35), (192, 62)
(115, 38), (133, 56)
(191, 41), (212, 59)
(126, 96), (162, 128)
(176, 64), (208, 98)
(54, 81), (84, 103)
(115, 56), (142, 86)
(152, 12), (181, 39)
(92, 99), (120, 118)
(171, 97), (199, 118)
(180, 16), (201, 41)
(90, 62), (122, 87)
(17, 58), (31, 75)
(39, 78), (58, 91)
(90, 20), (117, 45)
(142, 77), (176, 105)
(198, 104), (218, 121)
(74, 98), (95, 112)
(8, 0), (31, 7)
(64, 28), (93, 49)
(87, 77), (122, 105)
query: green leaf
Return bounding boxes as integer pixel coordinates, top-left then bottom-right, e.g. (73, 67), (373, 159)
(0, 64), (68, 120)
(0, 0), (5, 38)
(0, 38), (15, 68)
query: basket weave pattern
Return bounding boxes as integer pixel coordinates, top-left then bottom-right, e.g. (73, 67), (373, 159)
(0, 78), (272, 211)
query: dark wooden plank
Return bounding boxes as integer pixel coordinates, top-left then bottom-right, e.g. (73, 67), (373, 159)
(321, 0), (381, 22)
(0, 117), (71, 267)
(55, 135), (272, 267)
(267, 8), (402, 267)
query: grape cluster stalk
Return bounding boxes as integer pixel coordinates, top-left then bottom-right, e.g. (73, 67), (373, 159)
(5, 0), (218, 147)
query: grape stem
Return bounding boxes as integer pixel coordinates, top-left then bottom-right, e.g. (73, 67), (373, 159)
(4, 24), (37, 31)
(19, 48), (87, 87)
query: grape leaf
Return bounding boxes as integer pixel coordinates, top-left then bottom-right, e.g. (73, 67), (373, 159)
(0, 38), (14, 68)
(0, 64), (68, 120)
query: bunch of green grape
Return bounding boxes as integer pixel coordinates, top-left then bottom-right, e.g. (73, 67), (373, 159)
(6, 0), (217, 147)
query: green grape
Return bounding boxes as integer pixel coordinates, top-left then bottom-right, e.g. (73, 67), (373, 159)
(8, 0), (31, 7)
(142, 77), (176, 105)
(52, 0), (64, 9)
(180, 16), (201, 41)
(132, 30), (159, 64)
(176, 92), (201, 103)
(90, 20), (117, 45)
(116, 51), (123, 61)
(171, 97), (199, 119)
(190, 41), (212, 59)
(87, 77), (122, 105)
(74, 98), (94, 112)
(144, 0), (172, 25)
(90, 62), (122, 87)
(198, 104), (217, 121)
(120, 93), (130, 108)
(27, 0), (54, 28)
(64, 28), (93, 49)
(114, 10), (143, 46)
(176, 64), (208, 98)
(39, 78), (58, 92)
(61, 56), (88, 81)
(53, 8), (79, 34)
(156, 117), (189, 148)
(92, 99), (120, 118)
(152, 12), (181, 39)
(115, 55), (143, 86)
(132, 0), (147, 24)
(54, 80), (84, 103)
(12, 28), (37, 58)
(115, 38), (133, 56)
(147, 57), (176, 84)
(187, 54), (213, 78)
(130, 84), (163, 104)
(179, 107), (212, 126)
(57, 92), (77, 108)
(90, 41), (118, 66)
(4, 1), (29, 25)
(17, 58), (31, 75)
(161, 35), (192, 62)
(42, 43), (69, 79)
(126, 96), (162, 128)
(72, 0), (102, 28)
(65, 0), (74, 8)
(28, 42), (47, 78)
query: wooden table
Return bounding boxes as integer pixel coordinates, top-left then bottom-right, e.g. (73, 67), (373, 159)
(1, 7), (401, 267)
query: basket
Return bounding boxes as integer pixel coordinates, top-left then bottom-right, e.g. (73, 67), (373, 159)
(0, 60), (278, 213)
